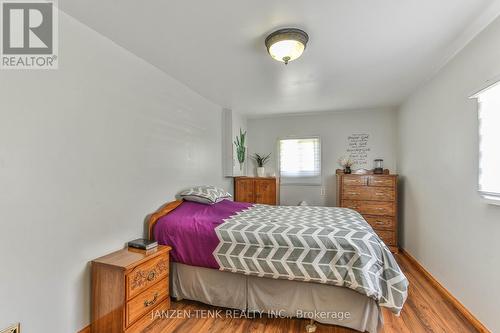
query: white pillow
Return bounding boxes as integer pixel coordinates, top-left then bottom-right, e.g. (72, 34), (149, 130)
(179, 185), (232, 205)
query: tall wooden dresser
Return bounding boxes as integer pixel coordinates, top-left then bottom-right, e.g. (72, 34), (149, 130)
(336, 170), (398, 253)
(91, 245), (171, 333)
(234, 177), (280, 205)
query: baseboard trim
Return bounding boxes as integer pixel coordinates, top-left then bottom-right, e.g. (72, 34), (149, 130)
(77, 325), (90, 333)
(399, 249), (490, 333)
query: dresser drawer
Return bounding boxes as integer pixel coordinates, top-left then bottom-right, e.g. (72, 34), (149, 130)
(342, 175), (368, 186)
(342, 186), (395, 201)
(364, 215), (395, 230)
(374, 229), (396, 246)
(126, 278), (168, 327)
(126, 253), (169, 300)
(368, 176), (395, 187)
(342, 200), (395, 216)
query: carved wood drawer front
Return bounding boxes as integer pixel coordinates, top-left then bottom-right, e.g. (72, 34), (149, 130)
(342, 200), (395, 216)
(364, 215), (395, 230)
(368, 176), (395, 187)
(342, 186), (395, 201)
(342, 176), (368, 186)
(126, 253), (169, 300)
(126, 278), (168, 327)
(375, 229), (396, 246)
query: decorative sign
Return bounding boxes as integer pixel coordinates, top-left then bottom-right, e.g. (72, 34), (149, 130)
(346, 134), (371, 167)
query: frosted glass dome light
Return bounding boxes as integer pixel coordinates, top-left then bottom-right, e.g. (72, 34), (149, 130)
(265, 28), (309, 65)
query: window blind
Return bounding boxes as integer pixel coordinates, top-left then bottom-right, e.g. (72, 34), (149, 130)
(279, 137), (321, 185)
(476, 82), (500, 202)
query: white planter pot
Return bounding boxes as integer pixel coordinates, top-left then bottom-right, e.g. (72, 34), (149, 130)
(256, 167), (266, 177)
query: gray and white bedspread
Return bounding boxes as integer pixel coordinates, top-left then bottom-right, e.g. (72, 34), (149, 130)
(213, 204), (408, 314)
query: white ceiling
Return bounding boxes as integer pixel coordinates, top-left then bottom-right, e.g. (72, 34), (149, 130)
(60, 0), (500, 116)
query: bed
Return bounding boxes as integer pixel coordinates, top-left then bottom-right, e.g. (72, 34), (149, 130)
(147, 199), (408, 333)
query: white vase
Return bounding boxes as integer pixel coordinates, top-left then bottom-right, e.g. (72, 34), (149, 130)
(256, 167), (266, 177)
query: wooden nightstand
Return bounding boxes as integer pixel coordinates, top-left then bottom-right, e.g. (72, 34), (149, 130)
(91, 245), (171, 333)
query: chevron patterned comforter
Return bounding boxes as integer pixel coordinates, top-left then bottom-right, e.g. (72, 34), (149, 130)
(213, 204), (408, 314)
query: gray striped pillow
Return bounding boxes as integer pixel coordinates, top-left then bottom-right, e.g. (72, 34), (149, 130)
(179, 185), (232, 205)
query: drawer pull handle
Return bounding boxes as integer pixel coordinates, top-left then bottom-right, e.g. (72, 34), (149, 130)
(147, 271), (156, 281)
(348, 192), (360, 195)
(144, 292), (159, 307)
(375, 193), (384, 196)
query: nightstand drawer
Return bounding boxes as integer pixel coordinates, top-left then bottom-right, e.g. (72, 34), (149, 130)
(127, 253), (169, 300)
(342, 200), (395, 216)
(364, 215), (395, 230)
(126, 278), (168, 327)
(125, 298), (171, 333)
(342, 186), (395, 201)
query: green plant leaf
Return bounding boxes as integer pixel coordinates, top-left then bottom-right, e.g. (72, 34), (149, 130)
(251, 152), (271, 167)
(234, 128), (247, 165)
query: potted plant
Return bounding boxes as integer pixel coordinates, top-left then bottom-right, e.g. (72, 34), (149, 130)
(234, 129), (246, 171)
(338, 156), (354, 174)
(252, 153), (271, 177)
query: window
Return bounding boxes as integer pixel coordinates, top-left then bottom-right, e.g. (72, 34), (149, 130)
(278, 137), (321, 185)
(473, 81), (500, 203)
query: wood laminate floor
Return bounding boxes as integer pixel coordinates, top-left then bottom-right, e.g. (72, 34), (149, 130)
(146, 253), (479, 333)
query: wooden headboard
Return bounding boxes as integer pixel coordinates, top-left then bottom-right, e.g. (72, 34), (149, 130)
(147, 200), (183, 240)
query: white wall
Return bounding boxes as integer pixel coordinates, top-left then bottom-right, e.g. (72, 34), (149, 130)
(398, 15), (500, 333)
(248, 109), (398, 206)
(0, 11), (229, 333)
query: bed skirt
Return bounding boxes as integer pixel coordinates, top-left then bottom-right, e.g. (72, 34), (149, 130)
(170, 262), (382, 333)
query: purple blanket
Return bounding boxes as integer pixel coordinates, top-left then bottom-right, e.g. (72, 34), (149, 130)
(154, 199), (253, 269)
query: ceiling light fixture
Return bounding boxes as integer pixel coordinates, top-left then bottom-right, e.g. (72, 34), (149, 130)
(265, 28), (309, 65)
